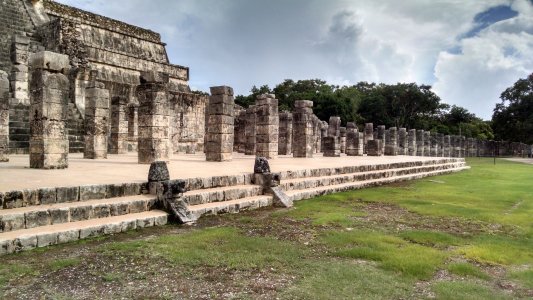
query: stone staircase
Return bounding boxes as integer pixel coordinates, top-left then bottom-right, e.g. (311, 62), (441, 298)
(0, 184), (168, 255)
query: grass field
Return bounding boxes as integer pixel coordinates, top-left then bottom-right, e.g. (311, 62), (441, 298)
(0, 158), (532, 299)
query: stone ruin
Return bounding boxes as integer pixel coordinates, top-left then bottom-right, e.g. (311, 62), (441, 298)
(0, 0), (530, 167)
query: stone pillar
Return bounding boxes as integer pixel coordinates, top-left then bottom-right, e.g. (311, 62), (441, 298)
(324, 116), (341, 157)
(109, 96), (128, 154)
(0, 71), (9, 162)
(408, 129), (417, 156)
(346, 123), (362, 156)
(430, 132), (438, 157)
(205, 86), (234, 161)
(313, 115), (322, 153)
(385, 127), (397, 156)
(137, 71), (171, 164)
(29, 51), (70, 169)
(320, 121), (328, 152)
(364, 123), (374, 154)
(10, 35), (30, 105)
(278, 111), (292, 155)
(424, 131), (431, 157)
(244, 105), (256, 155)
(235, 109), (246, 153)
(292, 100), (314, 158)
(444, 135), (451, 157)
(366, 140), (383, 156)
(460, 136), (466, 158)
(398, 128), (407, 155)
(377, 125), (386, 154)
(127, 104), (138, 152)
(438, 133), (444, 157)
(84, 80), (109, 159)
(340, 127), (347, 154)
(255, 94), (278, 159)
(416, 130), (425, 156)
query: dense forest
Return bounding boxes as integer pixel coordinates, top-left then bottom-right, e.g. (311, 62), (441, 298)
(233, 74), (533, 143)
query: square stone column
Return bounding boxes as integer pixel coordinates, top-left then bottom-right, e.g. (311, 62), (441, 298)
(28, 51), (70, 169)
(137, 71), (170, 164)
(109, 96), (128, 154)
(364, 123), (373, 154)
(430, 132), (438, 157)
(84, 81), (109, 159)
(460, 136), (466, 157)
(255, 94), (278, 159)
(398, 128), (407, 155)
(444, 135), (451, 157)
(346, 123), (362, 156)
(235, 110), (246, 153)
(292, 100), (314, 158)
(416, 130), (425, 156)
(340, 127), (347, 154)
(377, 125), (386, 154)
(205, 86), (235, 161)
(324, 116), (341, 157)
(367, 139), (383, 156)
(320, 121), (328, 152)
(0, 71), (9, 162)
(278, 111), (292, 155)
(244, 105), (256, 155)
(10, 35), (30, 105)
(424, 131), (431, 156)
(328, 116), (341, 137)
(437, 133), (444, 157)
(127, 104), (138, 152)
(313, 115), (322, 153)
(408, 129), (417, 156)
(385, 127), (397, 156)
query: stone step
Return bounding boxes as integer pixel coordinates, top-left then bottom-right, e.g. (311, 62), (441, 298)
(280, 162), (466, 191)
(183, 174), (253, 191)
(0, 195), (156, 233)
(182, 184), (262, 206)
(285, 166), (470, 202)
(186, 195), (273, 219)
(279, 158), (465, 180)
(0, 210), (168, 255)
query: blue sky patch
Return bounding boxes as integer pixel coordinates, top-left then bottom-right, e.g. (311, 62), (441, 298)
(463, 5), (518, 38)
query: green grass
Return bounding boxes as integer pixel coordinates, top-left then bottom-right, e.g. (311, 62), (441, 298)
(508, 268), (533, 288)
(400, 230), (462, 248)
(446, 262), (489, 280)
(320, 230), (448, 280)
(431, 281), (511, 300)
(281, 260), (413, 300)
(104, 227), (304, 270)
(274, 194), (366, 226)
(457, 234), (533, 265)
(48, 258), (81, 272)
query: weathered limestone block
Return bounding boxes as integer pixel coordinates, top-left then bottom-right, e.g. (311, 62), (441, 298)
(460, 136), (466, 158)
(278, 111), (292, 155)
(385, 127), (397, 156)
(364, 123), (373, 154)
(346, 124), (363, 156)
(398, 128), (407, 155)
(424, 131), (431, 157)
(377, 125), (386, 154)
(109, 96), (128, 154)
(293, 100), (314, 158)
(137, 71), (170, 164)
(320, 121), (328, 152)
(84, 81), (109, 159)
(0, 71), (9, 162)
(244, 105), (256, 155)
(313, 115), (322, 153)
(255, 94), (278, 159)
(127, 104), (138, 152)
(10, 35), (30, 105)
(366, 139), (383, 156)
(206, 86), (234, 161)
(29, 51), (70, 169)
(416, 130), (425, 156)
(430, 132), (438, 157)
(322, 136), (340, 157)
(340, 127), (347, 154)
(234, 109), (246, 153)
(328, 116), (341, 137)
(444, 135), (451, 157)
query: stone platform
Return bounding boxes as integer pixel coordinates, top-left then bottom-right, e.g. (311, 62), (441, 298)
(1, 152), (453, 192)
(0, 153), (468, 255)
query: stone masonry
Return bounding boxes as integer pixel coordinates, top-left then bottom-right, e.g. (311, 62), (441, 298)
(9, 35), (31, 106)
(323, 116), (341, 157)
(127, 103), (138, 152)
(244, 105), (256, 155)
(408, 129), (417, 156)
(345, 122), (362, 156)
(424, 131), (431, 157)
(0, 70), (8, 161)
(278, 111), (292, 155)
(340, 127), (347, 154)
(109, 96), (128, 154)
(206, 86), (234, 162)
(255, 94), (278, 159)
(84, 79), (109, 159)
(29, 51), (70, 169)
(364, 123), (373, 154)
(137, 71), (170, 164)
(398, 128), (407, 155)
(385, 127), (397, 156)
(292, 100), (314, 158)
(416, 130), (425, 156)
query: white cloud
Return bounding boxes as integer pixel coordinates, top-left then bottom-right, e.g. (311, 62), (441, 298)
(433, 0), (533, 119)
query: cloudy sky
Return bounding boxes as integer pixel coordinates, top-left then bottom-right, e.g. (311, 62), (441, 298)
(57, 0), (533, 120)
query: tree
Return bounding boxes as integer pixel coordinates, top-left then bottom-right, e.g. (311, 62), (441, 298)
(492, 73), (533, 144)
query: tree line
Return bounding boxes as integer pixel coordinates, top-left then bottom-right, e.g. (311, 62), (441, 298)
(235, 79), (495, 140)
